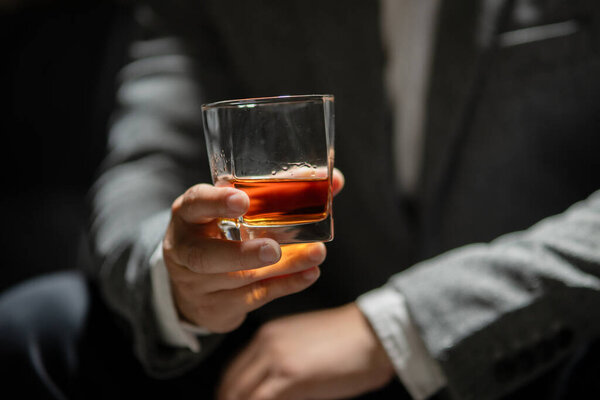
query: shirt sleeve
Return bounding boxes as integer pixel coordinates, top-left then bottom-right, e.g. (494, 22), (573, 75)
(357, 286), (447, 400)
(149, 242), (212, 353)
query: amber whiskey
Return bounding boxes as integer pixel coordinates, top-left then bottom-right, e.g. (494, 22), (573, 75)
(222, 177), (330, 226)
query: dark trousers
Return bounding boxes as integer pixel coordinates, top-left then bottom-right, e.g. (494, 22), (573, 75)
(0, 272), (409, 399)
(1, 271), (599, 399)
(0, 271), (185, 400)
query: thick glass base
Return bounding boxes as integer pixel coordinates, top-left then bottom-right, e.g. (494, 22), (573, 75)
(219, 214), (333, 244)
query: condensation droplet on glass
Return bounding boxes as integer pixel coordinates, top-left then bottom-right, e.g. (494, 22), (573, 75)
(271, 170), (276, 175)
(282, 166), (289, 171)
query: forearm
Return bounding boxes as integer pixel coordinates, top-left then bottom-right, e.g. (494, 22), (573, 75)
(383, 189), (600, 399)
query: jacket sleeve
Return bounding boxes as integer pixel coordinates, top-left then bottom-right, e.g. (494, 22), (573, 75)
(383, 189), (600, 399)
(87, 6), (221, 378)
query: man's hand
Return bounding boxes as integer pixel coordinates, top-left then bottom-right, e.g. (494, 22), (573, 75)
(218, 303), (395, 400)
(162, 169), (344, 333)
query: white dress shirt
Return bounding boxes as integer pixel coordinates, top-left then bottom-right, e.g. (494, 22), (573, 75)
(365, 2), (446, 396)
(150, 1), (446, 398)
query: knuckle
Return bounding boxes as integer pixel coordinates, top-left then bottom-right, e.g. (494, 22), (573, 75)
(183, 185), (200, 205)
(257, 322), (278, 341)
(179, 184), (211, 212)
(245, 280), (270, 307)
(236, 243), (253, 269)
(267, 349), (301, 378)
(171, 193), (185, 214)
(272, 360), (299, 379)
(230, 268), (256, 283)
(187, 244), (209, 272)
(181, 187), (198, 210)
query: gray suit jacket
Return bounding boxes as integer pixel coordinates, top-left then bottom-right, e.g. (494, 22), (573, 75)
(89, 0), (600, 398)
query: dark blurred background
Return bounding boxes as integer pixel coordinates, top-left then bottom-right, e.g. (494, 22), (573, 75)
(0, 0), (132, 293)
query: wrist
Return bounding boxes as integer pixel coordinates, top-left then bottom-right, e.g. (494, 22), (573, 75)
(346, 303), (395, 383)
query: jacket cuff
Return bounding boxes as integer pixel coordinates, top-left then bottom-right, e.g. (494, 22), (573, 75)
(357, 286), (447, 399)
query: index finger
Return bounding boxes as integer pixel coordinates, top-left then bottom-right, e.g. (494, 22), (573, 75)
(167, 236), (282, 274)
(172, 184), (250, 224)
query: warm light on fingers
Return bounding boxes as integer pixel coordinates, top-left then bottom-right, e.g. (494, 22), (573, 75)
(226, 245), (310, 282)
(246, 282), (269, 306)
(272, 243), (325, 269)
(281, 243), (313, 257)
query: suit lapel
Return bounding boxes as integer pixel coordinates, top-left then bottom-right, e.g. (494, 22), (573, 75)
(420, 0), (514, 256)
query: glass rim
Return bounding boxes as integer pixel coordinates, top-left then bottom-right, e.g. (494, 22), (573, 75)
(201, 94), (334, 110)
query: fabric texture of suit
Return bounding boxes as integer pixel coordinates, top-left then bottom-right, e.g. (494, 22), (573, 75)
(89, 0), (600, 398)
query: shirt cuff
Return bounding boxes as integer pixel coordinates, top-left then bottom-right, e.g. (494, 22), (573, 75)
(149, 242), (212, 352)
(357, 286), (447, 400)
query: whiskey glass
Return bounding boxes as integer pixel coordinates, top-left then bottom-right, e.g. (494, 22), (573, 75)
(202, 95), (335, 244)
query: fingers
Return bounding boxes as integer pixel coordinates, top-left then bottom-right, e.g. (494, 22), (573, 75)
(248, 378), (298, 400)
(189, 243), (326, 292)
(173, 170), (343, 226)
(239, 243), (325, 284)
(168, 243), (325, 332)
(172, 184), (249, 224)
(219, 342), (299, 400)
(166, 237), (281, 274)
(227, 266), (321, 312)
(219, 344), (268, 400)
(219, 337), (261, 391)
(332, 168), (345, 196)
(186, 267), (321, 333)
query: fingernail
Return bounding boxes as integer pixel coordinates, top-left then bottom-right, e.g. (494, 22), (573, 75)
(226, 192), (247, 214)
(302, 267), (320, 281)
(259, 242), (280, 263)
